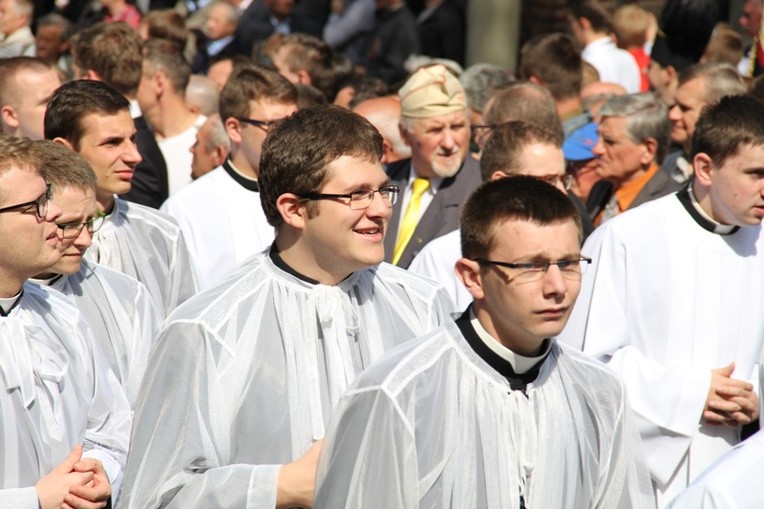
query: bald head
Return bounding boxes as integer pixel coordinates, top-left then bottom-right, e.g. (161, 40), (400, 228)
(352, 95), (410, 164)
(581, 81), (627, 121)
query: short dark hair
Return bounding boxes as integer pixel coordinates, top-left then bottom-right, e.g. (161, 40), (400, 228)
(568, 1), (614, 33)
(33, 139), (97, 191)
(0, 57), (56, 106)
(140, 9), (188, 50)
(44, 80), (130, 150)
(72, 22), (143, 96)
(219, 65), (296, 121)
(691, 95), (764, 167)
(259, 104), (383, 228)
(519, 33), (582, 100)
(277, 33), (337, 100)
(461, 176), (581, 260)
(480, 121), (562, 182)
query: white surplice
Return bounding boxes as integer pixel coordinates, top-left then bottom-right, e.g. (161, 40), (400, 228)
(85, 197), (199, 317)
(559, 192), (764, 504)
(0, 283), (131, 507)
(315, 319), (655, 508)
(408, 228), (470, 312)
(31, 259), (161, 406)
(119, 250), (453, 509)
(161, 163), (274, 289)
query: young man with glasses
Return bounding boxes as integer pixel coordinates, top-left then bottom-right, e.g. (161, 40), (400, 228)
(121, 104), (453, 508)
(410, 120), (591, 311)
(560, 94), (764, 505)
(29, 140), (160, 407)
(0, 134), (131, 509)
(315, 175), (654, 507)
(161, 65), (297, 289)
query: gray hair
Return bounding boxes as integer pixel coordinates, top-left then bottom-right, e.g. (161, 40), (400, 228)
(459, 63), (513, 112)
(204, 114), (230, 152)
(678, 62), (746, 104)
(186, 74), (220, 116)
(600, 92), (670, 163)
(36, 13), (75, 41)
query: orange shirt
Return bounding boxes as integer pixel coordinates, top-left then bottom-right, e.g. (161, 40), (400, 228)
(595, 162), (660, 225)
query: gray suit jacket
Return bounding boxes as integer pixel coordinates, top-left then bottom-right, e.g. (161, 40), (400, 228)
(384, 156), (481, 269)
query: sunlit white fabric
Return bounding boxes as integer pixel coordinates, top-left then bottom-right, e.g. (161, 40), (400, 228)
(119, 251), (453, 509)
(559, 194), (764, 504)
(315, 322), (655, 508)
(85, 197), (199, 317)
(408, 228), (469, 311)
(0, 283), (131, 507)
(34, 260), (161, 406)
(161, 166), (273, 289)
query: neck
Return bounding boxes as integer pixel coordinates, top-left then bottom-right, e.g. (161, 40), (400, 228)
(472, 300), (546, 356)
(275, 232), (354, 286)
(609, 163), (650, 188)
(229, 145), (259, 179)
(0, 273), (24, 299)
(97, 192), (116, 214)
(692, 180), (724, 224)
(556, 96), (583, 119)
(156, 100), (199, 139)
(584, 31), (607, 46)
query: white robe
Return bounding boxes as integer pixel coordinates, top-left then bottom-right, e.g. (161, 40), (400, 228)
(408, 228), (470, 311)
(666, 430), (764, 509)
(32, 260), (161, 407)
(85, 197), (199, 317)
(558, 192), (764, 504)
(119, 250), (453, 509)
(315, 321), (655, 508)
(0, 283), (131, 507)
(161, 164), (274, 289)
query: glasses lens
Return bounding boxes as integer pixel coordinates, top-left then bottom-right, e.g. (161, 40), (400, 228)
(36, 192), (49, 220)
(89, 214), (106, 234)
(348, 190), (374, 210)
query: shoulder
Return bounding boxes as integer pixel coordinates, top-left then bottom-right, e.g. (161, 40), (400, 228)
(162, 168), (225, 210)
(79, 259), (146, 293)
(553, 341), (628, 399)
(118, 198), (183, 232)
(369, 262), (451, 300)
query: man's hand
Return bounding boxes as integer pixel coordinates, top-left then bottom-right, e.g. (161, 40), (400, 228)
(276, 440), (324, 509)
(61, 457), (112, 509)
(36, 445), (93, 509)
(704, 363), (758, 427)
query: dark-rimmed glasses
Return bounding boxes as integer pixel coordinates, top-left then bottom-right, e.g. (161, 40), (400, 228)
(57, 211), (107, 240)
(474, 256), (592, 283)
(298, 185), (400, 210)
(0, 183), (51, 220)
(236, 117), (284, 132)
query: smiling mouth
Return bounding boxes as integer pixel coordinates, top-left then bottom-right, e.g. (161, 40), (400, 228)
(354, 226), (383, 236)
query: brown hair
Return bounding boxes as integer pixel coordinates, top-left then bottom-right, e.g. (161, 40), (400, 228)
(218, 65), (297, 121)
(519, 33), (582, 100)
(72, 22), (143, 96)
(480, 121), (562, 182)
(33, 140), (97, 191)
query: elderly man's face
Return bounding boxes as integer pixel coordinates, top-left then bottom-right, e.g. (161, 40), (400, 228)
(0, 0), (27, 37)
(206, 4), (236, 41)
(35, 24), (67, 62)
(739, 0), (763, 39)
(402, 109), (470, 179)
(592, 116), (651, 186)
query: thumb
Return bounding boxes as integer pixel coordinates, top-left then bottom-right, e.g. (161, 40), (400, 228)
(55, 444), (83, 473)
(723, 362), (736, 375)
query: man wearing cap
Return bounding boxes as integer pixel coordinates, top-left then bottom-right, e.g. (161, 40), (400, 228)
(384, 64), (481, 269)
(563, 122), (601, 206)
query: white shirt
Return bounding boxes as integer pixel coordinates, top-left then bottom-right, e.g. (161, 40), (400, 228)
(85, 197), (199, 318)
(120, 250), (453, 508)
(161, 162), (274, 289)
(408, 228), (468, 311)
(582, 37), (641, 93)
(559, 190), (764, 504)
(0, 283), (131, 507)
(158, 114), (206, 196)
(315, 318), (655, 508)
(30, 260), (161, 407)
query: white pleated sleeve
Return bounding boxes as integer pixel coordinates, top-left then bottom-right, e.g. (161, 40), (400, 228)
(0, 283), (131, 506)
(86, 197), (199, 317)
(49, 260), (161, 406)
(315, 324), (654, 508)
(119, 252), (452, 508)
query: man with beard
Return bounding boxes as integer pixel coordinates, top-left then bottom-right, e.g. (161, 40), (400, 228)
(384, 64), (480, 269)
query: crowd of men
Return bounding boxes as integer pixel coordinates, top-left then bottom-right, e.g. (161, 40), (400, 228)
(3, 0), (764, 508)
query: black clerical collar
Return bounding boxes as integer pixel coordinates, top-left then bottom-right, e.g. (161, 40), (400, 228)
(677, 184), (739, 235)
(0, 288), (23, 317)
(223, 159), (260, 192)
(455, 308), (550, 394)
(268, 244), (320, 285)
(28, 274), (65, 287)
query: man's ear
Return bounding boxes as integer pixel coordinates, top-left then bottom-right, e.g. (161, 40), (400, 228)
(276, 193), (308, 230)
(85, 69), (101, 81)
(52, 137), (73, 149)
(693, 152), (714, 187)
(225, 117), (242, 145)
(399, 123), (412, 148)
(1, 105), (19, 131)
(296, 69), (311, 85)
(455, 257), (485, 300)
(640, 137), (658, 166)
(381, 139), (393, 164)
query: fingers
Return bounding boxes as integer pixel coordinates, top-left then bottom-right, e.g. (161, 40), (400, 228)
(54, 445), (84, 474)
(703, 409), (735, 426)
(72, 458), (104, 474)
(712, 362), (735, 377)
(63, 492), (109, 509)
(69, 482), (111, 504)
(715, 381), (755, 396)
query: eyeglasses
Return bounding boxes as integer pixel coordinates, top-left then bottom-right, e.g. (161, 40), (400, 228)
(536, 174), (575, 191)
(471, 124), (496, 132)
(57, 212), (107, 240)
(474, 256), (592, 283)
(236, 117), (284, 132)
(298, 185), (400, 210)
(0, 183), (51, 220)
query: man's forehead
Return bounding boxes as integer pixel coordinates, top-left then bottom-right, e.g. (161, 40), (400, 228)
(81, 110), (135, 135)
(413, 110), (467, 127)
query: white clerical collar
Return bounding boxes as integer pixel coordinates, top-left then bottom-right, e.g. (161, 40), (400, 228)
(688, 182), (737, 235)
(0, 290), (22, 316)
(469, 308), (551, 374)
(129, 99), (142, 120)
